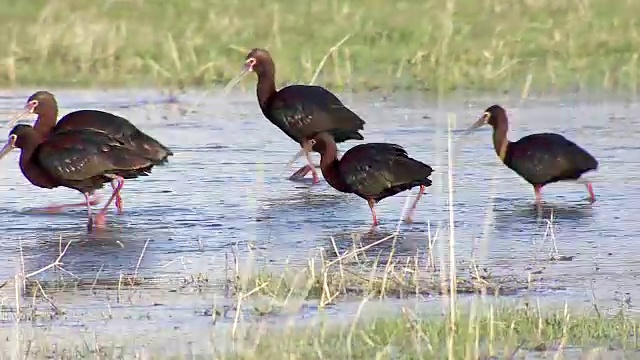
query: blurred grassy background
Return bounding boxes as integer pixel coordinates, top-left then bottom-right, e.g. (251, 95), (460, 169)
(0, 0), (637, 93)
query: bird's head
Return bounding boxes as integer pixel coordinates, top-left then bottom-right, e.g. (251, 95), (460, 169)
(469, 104), (507, 130)
(0, 124), (38, 160)
(7, 91), (57, 128)
(223, 48), (275, 94)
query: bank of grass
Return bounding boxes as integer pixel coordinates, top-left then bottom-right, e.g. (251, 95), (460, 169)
(3, 305), (639, 358)
(235, 306), (640, 359)
(0, 209), (619, 358)
(0, 0), (637, 93)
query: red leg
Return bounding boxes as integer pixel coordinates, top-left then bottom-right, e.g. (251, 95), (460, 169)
(586, 182), (596, 203)
(112, 179), (124, 214)
(304, 145), (320, 184)
(309, 166), (320, 184)
(404, 185), (426, 224)
(94, 176), (124, 227)
(534, 185), (542, 205)
(84, 193), (94, 233)
(27, 195), (102, 214)
(367, 199), (379, 226)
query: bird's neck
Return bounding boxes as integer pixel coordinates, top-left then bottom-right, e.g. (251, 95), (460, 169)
(256, 74), (277, 113)
(33, 107), (58, 137)
(492, 123), (510, 162)
(18, 145), (54, 189)
(319, 136), (351, 193)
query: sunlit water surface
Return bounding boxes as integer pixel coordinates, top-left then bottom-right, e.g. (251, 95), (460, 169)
(0, 89), (637, 354)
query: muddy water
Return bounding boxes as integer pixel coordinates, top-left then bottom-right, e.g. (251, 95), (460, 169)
(0, 89), (637, 353)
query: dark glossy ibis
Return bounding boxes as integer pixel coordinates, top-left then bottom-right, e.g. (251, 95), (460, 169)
(224, 48), (365, 184)
(305, 132), (433, 225)
(7, 90), (173, 213)
(0, 124), (158, 232)
(468, 104), (598, 204)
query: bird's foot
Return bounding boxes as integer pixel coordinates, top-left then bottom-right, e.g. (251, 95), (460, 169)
(288, 165), (312, 182)
(87, 217), (93, 233)
(93, 213), (108, 229)
(404, 207), (418, 224)
(311, 171), (320, 185)
(584, 195), (597, 204)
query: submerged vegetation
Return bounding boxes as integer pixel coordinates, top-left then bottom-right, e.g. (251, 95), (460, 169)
(0, 0), (637, 93)
(0, 219), (634, 358)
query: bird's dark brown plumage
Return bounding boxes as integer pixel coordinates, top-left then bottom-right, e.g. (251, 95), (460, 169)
(9, 90), (173, 213)
(310, 132), (433, 225)
(18, 90), (173, 165)
(469, 104), (598, 203)
(224, 48), (366, 184)
(2, 124), (155, 231)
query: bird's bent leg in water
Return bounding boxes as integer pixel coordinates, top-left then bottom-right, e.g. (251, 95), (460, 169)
(84, 193), (95, 233)
(288, 140), (320, 184)
(576, 179), (596, 203)
(367, 199), (379, 226)
(288, 165), (314, 181)
(27, 194), (102, 214)
(404, 185), (426, 223)
(94, 175), (125, 228)
(111, 179), (124, 214)
(585, 182), (596, 203)
(302, 141), (320, 184)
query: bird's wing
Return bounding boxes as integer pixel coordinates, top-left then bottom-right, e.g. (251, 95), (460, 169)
(338, 143), (433, 198)
(268, 85), (365, 142)
(36, 129), (154, 181)
(507, 133), (596, 182)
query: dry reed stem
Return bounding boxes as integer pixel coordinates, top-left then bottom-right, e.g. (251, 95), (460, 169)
(446, 112), (457, 360)
(308, 33), (353, 85)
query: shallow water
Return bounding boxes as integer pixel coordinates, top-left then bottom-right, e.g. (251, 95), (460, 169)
(0, 89), (638, 354)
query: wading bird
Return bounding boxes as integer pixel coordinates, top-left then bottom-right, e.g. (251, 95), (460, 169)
(0, 125), (161, 232)
(468, 104), (598, 204)
(7, 90), (172, 213)
(298, 132), (433, 225)
(224, 48), (365, 184)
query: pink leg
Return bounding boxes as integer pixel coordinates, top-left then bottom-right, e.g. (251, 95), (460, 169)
(304, 149), (320, 184)
(404, 185), (426, 224)
(94, 176), (124, 228)
(367, 199), (379, 226)
(111, 179), (124, 214)
(586, 182), (596, 203)
(27, 195), (102, 214)
(84, 193), (94, 233)
(534, 185), (542, 205)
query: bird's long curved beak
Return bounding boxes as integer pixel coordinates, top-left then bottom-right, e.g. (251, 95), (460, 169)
(6, 106), (32, 128)
(0, 135), (17, 160)
(286, 140), (315, 168)
(286, 147), (306, 168)
(223, 63), (252, 94)
(467, 112), (490, 131)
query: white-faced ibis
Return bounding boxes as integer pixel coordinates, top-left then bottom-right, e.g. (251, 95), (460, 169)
(303, 132), (433, 225)
(223, 48), (365, 184)
(468, 104), (598, 204)
(0, 124), (159, 232)
(7, 90), (173, 213)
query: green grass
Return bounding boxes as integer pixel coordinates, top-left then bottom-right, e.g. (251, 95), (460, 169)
(3, 305), (638, 358)
(0, 0), (637, 94)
